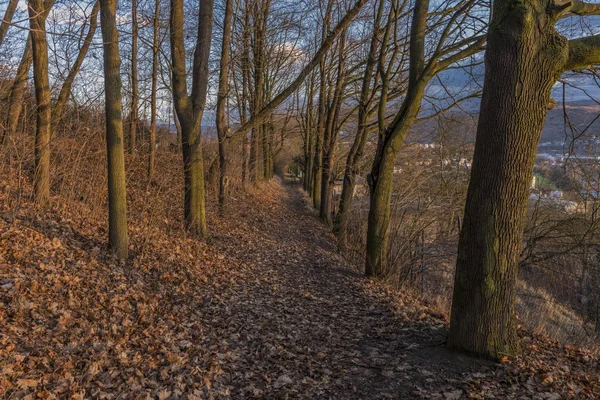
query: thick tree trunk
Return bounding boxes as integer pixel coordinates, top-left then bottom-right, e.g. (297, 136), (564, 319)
(170, 0), (213, 237)
(148, 0), (159, 179)
(100, 0), (129, 259)
(0, 0), (18, 46)
(448, 0), (569, 359)
(129, 0), (138, 154)
(29, 0), (53, 206)
(217, 0), (233, 214)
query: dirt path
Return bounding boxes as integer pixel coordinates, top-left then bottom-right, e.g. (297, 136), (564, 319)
(4, 176), (597, 399)
(201, 180), (490, 399)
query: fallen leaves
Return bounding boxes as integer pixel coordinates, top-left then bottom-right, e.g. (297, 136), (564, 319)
(0, 159), (599, 399)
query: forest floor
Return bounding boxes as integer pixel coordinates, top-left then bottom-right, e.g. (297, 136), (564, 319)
(1, 167), (600, 399)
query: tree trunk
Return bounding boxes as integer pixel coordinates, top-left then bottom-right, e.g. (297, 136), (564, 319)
(217, 0), (233, 214)
(0, 0), (18, 46)
(1, 37), (32, 146)
(240, 0), (251, 187)
(173, 105), (182, 151)
(448, 0), (570, 359)
(29, 0), (54, 206)
(148, 0), (159, 179)
(365, 0), (429, 277)
(334, 0), (383, 244)
(320, 30), (347, 226)
(304, 80), (314, 193)
(170, 0), (213, 237)
(100, 0), (129, 260)
(312, 124), (322, 209)
(129, 0), (138, 154)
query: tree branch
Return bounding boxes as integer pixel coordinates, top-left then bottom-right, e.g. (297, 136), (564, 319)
(569, 0), (600, 15)
(565, 34), (600, 70)
(228, 0), (367, 139)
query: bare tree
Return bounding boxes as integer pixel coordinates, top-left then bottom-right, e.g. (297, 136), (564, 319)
(365, 0), (485, 277)
(217, 0), (234, 213)
(170, 0), (214, 237)
(51, 1), (100, 132)
(334, 0), (385, 246)
(320, 26), (348, 226)
(449, 0), (600, 359)
(100, 0), (129, 259)
(29, 0), (55, 205)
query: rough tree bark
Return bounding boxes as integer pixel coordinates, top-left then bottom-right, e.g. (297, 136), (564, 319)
(170, 0), (213, 237)
(448, 0), (600, 359)
(100, 0), (129, 259)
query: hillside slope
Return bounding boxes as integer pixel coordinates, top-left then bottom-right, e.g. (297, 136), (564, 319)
(1, 168), (599, 399)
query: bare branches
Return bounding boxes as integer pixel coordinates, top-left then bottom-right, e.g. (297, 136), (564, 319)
(228, 0), (368, 139)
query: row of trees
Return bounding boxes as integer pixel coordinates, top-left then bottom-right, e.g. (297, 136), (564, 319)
(5, 0), (600, 359)
(297, 0), (600, 358)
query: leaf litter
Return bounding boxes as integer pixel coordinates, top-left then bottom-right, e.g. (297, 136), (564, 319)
(1, 166), (599, 399)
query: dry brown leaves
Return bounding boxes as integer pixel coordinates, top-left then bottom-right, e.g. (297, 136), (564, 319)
(0, 156), (599, 399)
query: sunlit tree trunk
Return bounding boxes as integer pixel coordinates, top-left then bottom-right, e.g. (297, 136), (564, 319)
(29, 0), (54, 206)
(365, 0), (429, 277)
(100, 0), (129, 259)
(0, 0), (18, 46)
(170, 0), (213, 237)
(1, 36), (35, 146)
(448, 0), (580, 359)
